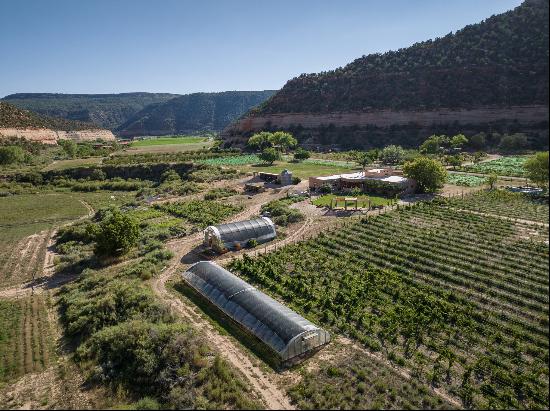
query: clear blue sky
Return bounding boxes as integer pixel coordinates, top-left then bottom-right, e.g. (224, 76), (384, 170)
(0, 0), (522, 97)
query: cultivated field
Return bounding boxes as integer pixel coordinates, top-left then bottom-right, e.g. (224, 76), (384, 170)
(0, 295), (55, 385)
(229, 191), (550, 409)
(459, 156), (528, 177)
(121, 135), (214, 154)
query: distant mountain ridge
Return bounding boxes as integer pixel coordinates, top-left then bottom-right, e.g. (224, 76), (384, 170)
(2, 92), (179, 130)
(116, 90), (276, 137)
(223, 0), (549, 149)
(2, 90), (276, 137)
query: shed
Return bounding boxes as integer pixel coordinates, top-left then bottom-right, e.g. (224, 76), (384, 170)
(279, 169), (293, 186)
(204, 217), (276, 253)
(182, 261), (330, 362)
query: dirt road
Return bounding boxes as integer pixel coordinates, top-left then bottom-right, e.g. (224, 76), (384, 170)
(151, 189), (301, 409)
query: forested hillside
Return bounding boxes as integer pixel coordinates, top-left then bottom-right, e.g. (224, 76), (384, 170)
(116, 90), (275, 137)
(250, 0), (548, 115)
(0, 102), (100, 131)
(1, 92), (179, 130)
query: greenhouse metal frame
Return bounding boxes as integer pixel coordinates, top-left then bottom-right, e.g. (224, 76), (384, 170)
(203, 217), (276, 253)
(181, 261), (330, 362)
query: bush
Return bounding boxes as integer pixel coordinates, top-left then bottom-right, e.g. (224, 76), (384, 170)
(294, 148), (311, 161)
(247, 239), (259, 248)
(0, 146), (25, 165)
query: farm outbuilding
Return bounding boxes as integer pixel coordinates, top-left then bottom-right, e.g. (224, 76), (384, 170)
(203, 217), (276, 253)
(182, 261), (331, 363)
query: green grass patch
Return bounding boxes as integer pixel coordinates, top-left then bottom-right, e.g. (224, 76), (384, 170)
(41, 157), (103, 171)
(246, 161), (357, 179)
(130, 136), (209, 147)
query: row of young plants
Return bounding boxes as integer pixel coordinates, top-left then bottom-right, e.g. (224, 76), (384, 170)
(440, 189), (549, 223)
(154, 200), (243, 229)
(289, 349), (455, 410)
(0, 295), (54, 384)
(54, 204), (263, 409)
(228, 200), (549, 409)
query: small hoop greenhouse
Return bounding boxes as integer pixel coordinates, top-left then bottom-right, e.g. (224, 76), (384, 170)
(203, 217), (276, 253)
(182, 261), (330, 363)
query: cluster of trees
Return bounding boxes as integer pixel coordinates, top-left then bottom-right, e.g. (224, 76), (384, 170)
(0, 145), (28, 165)
(248, 131), (299, 165)
(251, 0), (547, 115)
(420, 134), (468, 154)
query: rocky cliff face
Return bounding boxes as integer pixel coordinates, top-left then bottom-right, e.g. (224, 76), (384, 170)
(222, 105), (549, 147)
(0, 128), (116, 144)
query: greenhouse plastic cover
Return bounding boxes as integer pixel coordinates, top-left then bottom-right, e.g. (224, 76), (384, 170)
(211, 217), (276, 246)
(182, 261), (323, 355)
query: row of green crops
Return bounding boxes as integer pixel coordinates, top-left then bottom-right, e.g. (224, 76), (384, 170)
(441, 189), (549, 223)
(229, 193), (549, 410)
(460, 156), (528, 177)
(154, 200), (243, 228)
(197, 155), (261, 166)
(447, 173), (488, 187)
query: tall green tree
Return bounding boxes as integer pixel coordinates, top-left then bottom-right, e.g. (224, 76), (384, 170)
(259, 147), (281, 165)
(450, 134), (468, 149)
(247, 131), (273, 150)
(380, 145), (406, 165)
(270, 131), (297, 152)
(524, 151), (549, 189)
(403, 157), (448, 193)
(89, 209), (140, 256)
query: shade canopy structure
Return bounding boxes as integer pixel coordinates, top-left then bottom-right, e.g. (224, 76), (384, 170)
(182, 261), (330, 362)
(204, 217), (276, 253)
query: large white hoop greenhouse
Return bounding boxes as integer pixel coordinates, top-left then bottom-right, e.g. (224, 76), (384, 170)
(182, 261), (330, 363)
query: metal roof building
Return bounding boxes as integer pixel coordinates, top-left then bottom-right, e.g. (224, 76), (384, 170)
(204, 217), (276, 253)
(182, 261), (330, 362)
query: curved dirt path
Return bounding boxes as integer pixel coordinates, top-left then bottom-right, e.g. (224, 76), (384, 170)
(151, 190), (296, 410)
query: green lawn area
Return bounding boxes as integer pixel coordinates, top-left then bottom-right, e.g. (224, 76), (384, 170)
(241, 160), (358, 179)
(130, 136), (210, 147)
(312, 194), (393, 208)
(42, 157), (103, 171)
(120, 136), (214, 154)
